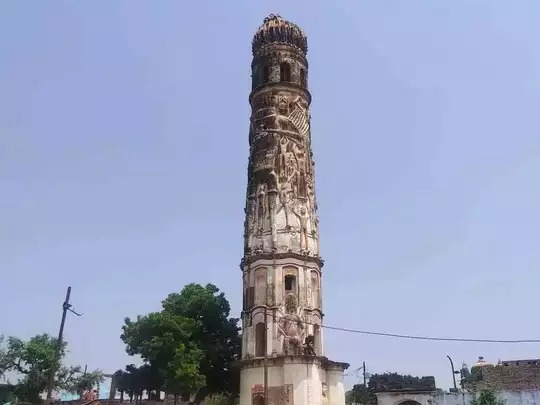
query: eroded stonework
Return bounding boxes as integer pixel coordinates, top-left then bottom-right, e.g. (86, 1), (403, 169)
(239, 14), (348, 405)
(245, 87), (318, 257)
(241, 11), (324, 359)
(240, 14), (324, 361)
(252, 384), (294, 405)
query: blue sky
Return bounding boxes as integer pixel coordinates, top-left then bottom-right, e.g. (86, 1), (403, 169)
(1, 0), (540, 391)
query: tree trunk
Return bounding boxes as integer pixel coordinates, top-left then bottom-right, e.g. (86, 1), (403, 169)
(193, 387), (210, 405)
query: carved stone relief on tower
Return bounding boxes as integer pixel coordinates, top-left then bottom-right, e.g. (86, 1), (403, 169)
(252, 384), (293, 405)
(245, 90), (320, 257)
(276, 293), (305, 355)
(241, 15), (349, 405)
(256, 183), (267, 232)
(267, 282), (275, 306)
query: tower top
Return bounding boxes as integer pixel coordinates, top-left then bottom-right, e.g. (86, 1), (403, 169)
(252, 14), (308, 55)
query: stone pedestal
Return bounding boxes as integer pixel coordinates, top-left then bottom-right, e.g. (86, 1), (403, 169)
(239, 356), (348, 405)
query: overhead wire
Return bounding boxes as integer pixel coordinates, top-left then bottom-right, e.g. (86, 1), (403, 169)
(250, 310), (540, 344)
(320, 324), (540, 344)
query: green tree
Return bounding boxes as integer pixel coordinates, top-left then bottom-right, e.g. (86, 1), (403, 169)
(124, 365), (144, 403)
(472, 390), (505, 405)
(121, 283), (241, 404)
(345, 373), (435, 405)
(345, 384), (360, 405)
(1, 334), (61, 403)
(113, 369), (133, 402)
(122, 311), (204, 397)
(368, 373), (435, 392)
(345, 386), (359, 405)
(0, 334), (103, 403)
(119, 364), (164, 403)
(0, 383), (17, 405)
(202, 393), (237, 405)
(67, 369), (105, 398)
(161, 283), (241, 402)
(345, 384), (376, 405)
(136, 364), (164, 400)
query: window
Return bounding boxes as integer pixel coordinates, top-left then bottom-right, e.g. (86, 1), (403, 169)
(252, 67), (259, 89)
(311, 271), (319, 307)
(255, 322), (266, 357)
(284, 275), (296, 292)
(280, 62), (291, 82)
(245, 286), (255, 309)
(300, 68), (307, 87)
(263, 66), (270, 83)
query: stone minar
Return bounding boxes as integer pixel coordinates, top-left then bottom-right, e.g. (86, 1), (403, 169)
(239, 15), (349, 405)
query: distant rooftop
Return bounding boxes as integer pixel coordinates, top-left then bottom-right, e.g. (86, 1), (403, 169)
(471, 358), (540, 391)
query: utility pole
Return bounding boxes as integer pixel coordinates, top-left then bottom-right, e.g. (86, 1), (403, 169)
(446, 355), (458, 391)
(363, 361), (367, 405)
(263, 306), (268, 405)
(46, 287), (82, 401)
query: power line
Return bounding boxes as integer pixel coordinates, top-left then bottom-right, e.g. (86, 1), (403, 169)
(321, 324), (540, 343)
(255, 310), (540, 344)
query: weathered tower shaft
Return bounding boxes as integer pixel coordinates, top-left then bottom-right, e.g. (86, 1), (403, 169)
(239, 15), (347, 405)
(245, 23), (316, 259)
(241, 14), (323, 360)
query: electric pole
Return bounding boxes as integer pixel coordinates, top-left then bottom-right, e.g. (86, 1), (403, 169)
(363, 361), (367, 405)
(446, 355), (458, 391)
(46, 286), (82, 401)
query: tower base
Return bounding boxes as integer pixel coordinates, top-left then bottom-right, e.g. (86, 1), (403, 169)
(239, 355), (349, 405)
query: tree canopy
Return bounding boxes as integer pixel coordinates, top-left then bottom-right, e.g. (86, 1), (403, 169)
(121, 283), (241, 404)
(368, 372), (435, 392)
(345, 384), (377, 405)
(113, 364), (164, 402)
(472, 389), (505, 405)
(122, 311), (203, 395)
(345, 373), (436, 405)
(0, 333), (103, 403)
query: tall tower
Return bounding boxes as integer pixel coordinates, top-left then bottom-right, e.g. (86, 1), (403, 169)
(239, 15), (349, 405)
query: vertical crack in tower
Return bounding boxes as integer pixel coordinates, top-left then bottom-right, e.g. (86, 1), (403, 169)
(239, 14), (349, 405)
